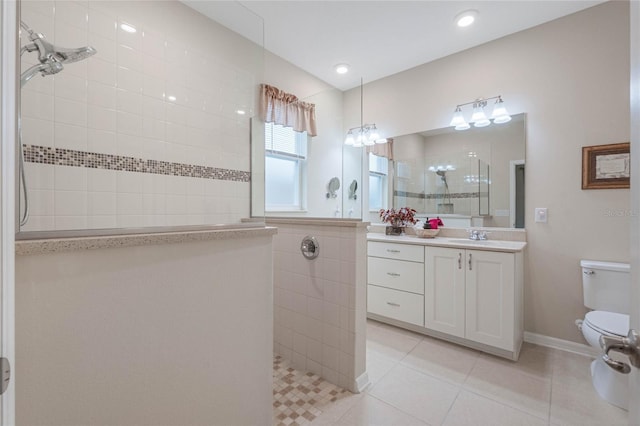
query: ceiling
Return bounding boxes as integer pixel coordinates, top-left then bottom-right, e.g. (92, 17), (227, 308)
(182, 1), (605, 91)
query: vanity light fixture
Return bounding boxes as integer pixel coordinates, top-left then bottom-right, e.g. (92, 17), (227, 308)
(345, 78), (387, 146)
(449, 95), (512, 130)
(345, 123), (384, 147)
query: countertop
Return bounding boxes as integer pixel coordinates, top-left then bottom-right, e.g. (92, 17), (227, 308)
(16, 226), (278, 256)
(368, 233), (527, 253)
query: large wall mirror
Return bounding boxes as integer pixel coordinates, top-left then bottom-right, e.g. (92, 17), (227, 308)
(385, 113), (525, 229)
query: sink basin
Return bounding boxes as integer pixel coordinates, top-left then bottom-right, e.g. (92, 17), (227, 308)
(444, 238), (525, 250)
(447, 239), (500, 245)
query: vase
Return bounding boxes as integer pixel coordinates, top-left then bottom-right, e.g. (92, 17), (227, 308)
(385, 226), (404, 236)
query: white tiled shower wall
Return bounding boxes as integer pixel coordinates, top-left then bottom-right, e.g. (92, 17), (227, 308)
(271, 222), (368, 392)
(20, 0), (262, 231)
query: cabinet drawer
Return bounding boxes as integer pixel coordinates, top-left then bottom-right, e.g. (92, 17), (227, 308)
(368, 285), (424, 326)
(368, 241), (424, 262)
(368, 257), (424, 294)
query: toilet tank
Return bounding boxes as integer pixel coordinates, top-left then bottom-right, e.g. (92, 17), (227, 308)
(581, 260), (630, 314)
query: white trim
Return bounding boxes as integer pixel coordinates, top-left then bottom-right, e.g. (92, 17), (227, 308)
(630, 2), (640, 423)
(509, 159), (525, 228)
(353, 371), (370, 393)
(0, 0), (17, 424)
(524, 331), (599, 358)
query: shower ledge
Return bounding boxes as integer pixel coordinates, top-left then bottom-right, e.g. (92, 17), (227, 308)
(15, 226), (277, 256)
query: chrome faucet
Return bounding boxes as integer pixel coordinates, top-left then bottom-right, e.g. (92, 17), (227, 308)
(467, 229), (489, 240)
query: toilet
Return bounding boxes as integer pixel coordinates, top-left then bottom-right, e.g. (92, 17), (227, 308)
(577, 260), (630, 410)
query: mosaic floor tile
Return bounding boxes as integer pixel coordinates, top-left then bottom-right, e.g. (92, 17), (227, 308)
(273, 355), (351, 426)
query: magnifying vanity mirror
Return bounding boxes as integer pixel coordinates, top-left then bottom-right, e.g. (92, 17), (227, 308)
(349, 180), (358, 200)
(326, 177), (341, 199)
(384, 113), (526, 229)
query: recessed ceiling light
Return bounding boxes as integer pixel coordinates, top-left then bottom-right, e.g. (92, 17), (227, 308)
(455, 10), (478, 28)
(236, 109), (246, 115)
(120, 23), (137, 33)
(334, 64), (350, 74)
(166, 95), (177, 102)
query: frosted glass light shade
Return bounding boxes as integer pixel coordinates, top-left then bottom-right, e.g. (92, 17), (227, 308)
(449, 107), (467, 127)
(353, 130), (364, 148)
(493, 115), (512, 124)
(474, 118), (491, 127)
(344, 131), (355, 145)
(471, 103), (488, 123)
(364, 131), (376, 146)
(455, 122), (470, 131)
(375, 138), (388, 144)
(368, 126), (380, 143)
(492, 98), (512, 124)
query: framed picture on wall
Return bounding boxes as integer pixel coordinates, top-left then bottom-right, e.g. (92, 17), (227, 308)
(582, 142), (630, 189)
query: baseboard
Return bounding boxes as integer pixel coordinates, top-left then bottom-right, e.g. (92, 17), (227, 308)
(353, 371), (370, 394)
(524, 331), (600, 357)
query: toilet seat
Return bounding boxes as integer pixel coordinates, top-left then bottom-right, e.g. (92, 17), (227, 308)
(584, 310), (629, 337)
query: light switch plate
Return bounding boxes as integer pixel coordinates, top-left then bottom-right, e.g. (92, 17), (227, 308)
(535, 208), (548, 223)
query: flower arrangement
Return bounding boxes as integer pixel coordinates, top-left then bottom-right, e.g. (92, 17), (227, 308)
(379, 207), (417, 228)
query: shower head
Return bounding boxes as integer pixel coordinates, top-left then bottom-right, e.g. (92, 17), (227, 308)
(19, 20), (97, 89)
(29, 34), (97, 64)
(435, 170), (449, 189)
(21, 62), (63, 87)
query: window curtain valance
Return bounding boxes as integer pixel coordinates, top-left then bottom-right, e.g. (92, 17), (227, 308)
(259, 84), (317, 137)
(367, 138), (394, 160)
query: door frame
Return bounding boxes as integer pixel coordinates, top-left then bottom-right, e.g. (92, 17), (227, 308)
(509, 159), (525, 228)
(629, 1), (640, 424)
(0, 0), (17, 424)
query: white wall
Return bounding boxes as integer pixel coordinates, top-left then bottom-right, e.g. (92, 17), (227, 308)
(346, 1), (630, 343)
(20, 0), (261, 231)
(16, 234), (274, 425)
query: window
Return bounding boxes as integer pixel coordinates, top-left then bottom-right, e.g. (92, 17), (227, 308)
(369, 153), (389, 211)
(265, 122), (307, 210)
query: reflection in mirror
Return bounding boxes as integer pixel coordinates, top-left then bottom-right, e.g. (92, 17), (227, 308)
(349, 180), (358, 200)
(386, 113), (525, 229)
(326, 177), (340, 199)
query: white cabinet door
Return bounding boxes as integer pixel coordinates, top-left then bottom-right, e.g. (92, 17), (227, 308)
(424, 247), (466, 338)
(465, 250), (515, 351)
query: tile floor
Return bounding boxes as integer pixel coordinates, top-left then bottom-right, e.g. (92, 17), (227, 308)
(274, 355), (352, 425)
(304, 319), (629, 426)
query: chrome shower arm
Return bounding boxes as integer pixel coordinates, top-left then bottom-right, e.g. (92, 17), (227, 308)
(20, 20), (33, 32)
(20, 43), (38, 56)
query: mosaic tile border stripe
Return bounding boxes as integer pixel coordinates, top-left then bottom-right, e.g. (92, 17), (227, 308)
(23, 144), (251, 182)
(395, 190), (488, 199)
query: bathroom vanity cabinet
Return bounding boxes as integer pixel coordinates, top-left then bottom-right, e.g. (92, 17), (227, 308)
(367, 242), (425, 326)
(367, 236), (525, 360)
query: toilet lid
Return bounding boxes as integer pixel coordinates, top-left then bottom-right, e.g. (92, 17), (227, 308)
(584, 311), (629, 337)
